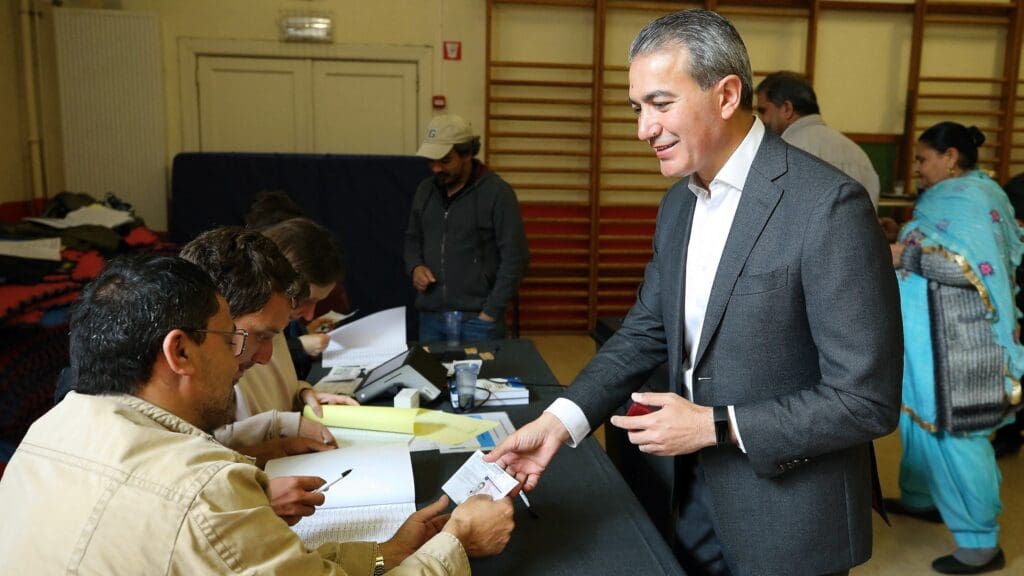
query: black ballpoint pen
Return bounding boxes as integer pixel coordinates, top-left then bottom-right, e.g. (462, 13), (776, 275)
(315, 468), (353, 493)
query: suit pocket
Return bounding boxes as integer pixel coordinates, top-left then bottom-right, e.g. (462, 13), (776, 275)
(733, 266), (788, 295)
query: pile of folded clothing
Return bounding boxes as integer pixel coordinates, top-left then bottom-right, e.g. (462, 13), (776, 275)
(0, 192), (175, 470)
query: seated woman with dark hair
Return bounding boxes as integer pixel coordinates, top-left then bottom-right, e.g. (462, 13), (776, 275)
(889, 122), (1023, 574)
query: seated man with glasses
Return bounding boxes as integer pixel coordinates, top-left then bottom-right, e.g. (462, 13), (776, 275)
(0, 254), (514, 574)
(179, 227), (339, 466)
(185, 326), (249, 357)
(181, 226), (345, 526)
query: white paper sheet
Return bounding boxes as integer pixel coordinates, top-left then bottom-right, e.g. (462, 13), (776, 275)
(437, 412), (517, 454)
(322, 306), (408, 368)
(290, 502), (415, 548)
(265, 441), (414, 509)
(0, 237), (61, 261)
(24, 204), (133, 229)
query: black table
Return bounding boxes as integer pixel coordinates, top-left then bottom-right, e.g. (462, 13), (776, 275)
(410, 339), (684, 575)
(591, 319), (678, 549)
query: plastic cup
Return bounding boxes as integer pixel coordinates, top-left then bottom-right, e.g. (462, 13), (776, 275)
(444, 310), (463, 347)
(454, 362), (479, 410)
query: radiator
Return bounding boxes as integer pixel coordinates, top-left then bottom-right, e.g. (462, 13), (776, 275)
(53, 8), (166, 230)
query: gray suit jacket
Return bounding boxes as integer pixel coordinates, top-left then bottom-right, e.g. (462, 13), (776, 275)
(565, 131), (902, 575)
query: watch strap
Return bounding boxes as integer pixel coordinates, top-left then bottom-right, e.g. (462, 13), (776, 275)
(372, 547), (386, 576)
(713, 405), (730, 447)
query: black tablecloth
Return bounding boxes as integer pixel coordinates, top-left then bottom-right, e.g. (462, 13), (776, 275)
(346, 339), (685, 575)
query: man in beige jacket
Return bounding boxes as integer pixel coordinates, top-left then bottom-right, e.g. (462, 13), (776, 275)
(0, 254), (513, 574)
(181, 226), (343, 524)
(179, 227), (338, 463)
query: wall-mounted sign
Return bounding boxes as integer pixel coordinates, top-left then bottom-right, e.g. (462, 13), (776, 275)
(443, 41), (462, 61)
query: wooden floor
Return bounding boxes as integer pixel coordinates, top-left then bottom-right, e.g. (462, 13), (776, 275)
(529, 333), (1020, 575)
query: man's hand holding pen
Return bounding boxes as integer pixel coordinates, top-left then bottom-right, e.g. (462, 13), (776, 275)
(269, 476), (328, 526)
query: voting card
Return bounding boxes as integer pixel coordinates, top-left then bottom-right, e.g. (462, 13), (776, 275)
(442, 450), (519, 504)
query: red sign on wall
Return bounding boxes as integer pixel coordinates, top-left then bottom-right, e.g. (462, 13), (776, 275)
(443, 41), (462, 61)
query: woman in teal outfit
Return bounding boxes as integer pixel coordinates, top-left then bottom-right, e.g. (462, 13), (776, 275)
(889, 122), (1024, 574)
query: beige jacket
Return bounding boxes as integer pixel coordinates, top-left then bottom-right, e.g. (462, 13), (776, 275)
(0, 392), (469, 575)
(782, 114), (881, 209)
(235, 332), (313, 418)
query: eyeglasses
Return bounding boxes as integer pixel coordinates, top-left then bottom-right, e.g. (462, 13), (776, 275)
(184, 328), (248, 357)
(291, 296), (317, 311)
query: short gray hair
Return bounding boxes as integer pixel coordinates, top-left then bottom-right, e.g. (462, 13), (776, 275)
(628, 9), (753, 110)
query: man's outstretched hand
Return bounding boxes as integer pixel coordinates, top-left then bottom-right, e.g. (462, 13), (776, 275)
(484, 412), (569, 492)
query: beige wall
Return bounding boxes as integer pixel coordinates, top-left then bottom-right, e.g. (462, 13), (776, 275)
(1, 1), (29, 207)
(0, 0), (487, 209)
(816, 12), (913, 134)
(115, 0), (486, 166)
(0, 1), (1017, 215)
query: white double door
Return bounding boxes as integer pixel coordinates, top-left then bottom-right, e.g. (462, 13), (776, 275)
(197, 56), (419, 154)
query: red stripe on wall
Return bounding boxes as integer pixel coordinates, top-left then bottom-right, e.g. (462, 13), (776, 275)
(0, 199), (47, 223)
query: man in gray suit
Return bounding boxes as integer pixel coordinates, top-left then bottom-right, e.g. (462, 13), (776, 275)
(486, 9), (902, 576)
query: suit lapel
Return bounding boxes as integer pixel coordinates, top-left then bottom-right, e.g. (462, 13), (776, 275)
(671, 188), (697, 385)
(693, 135), (788, 369)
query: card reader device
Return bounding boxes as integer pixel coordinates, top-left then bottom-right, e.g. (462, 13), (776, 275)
(353, 347), (447, 404)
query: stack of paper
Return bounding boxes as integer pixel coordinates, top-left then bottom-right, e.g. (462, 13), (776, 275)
(322, 306), (408, 369)
(436, 412), (516, 454)
(303, 405), (498, 446)
(477, 379), (529, 406)
(24, 204), (134, 229)
(265, 442), (416, 547)
(0, 237), (61, 261)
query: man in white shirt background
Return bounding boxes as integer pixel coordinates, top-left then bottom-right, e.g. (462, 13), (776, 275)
(756, 70), (881, 210)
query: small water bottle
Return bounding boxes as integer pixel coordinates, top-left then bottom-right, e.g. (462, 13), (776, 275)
(444, 310), (462, 347)
(454, 362), (480, 410)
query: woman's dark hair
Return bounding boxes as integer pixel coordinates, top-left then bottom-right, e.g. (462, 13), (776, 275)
(919, 122), (986, 171)
(244, 190), (306, 230)
(71, 255), (220, 396)
(262, 218), (345, 286)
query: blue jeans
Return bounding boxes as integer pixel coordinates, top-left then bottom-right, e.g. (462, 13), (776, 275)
(419, 311), (505, 344)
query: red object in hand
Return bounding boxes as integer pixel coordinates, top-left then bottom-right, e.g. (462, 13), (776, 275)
(626, 402), (658, 417)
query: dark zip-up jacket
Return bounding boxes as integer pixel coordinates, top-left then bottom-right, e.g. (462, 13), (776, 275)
(403, 162), (529, 318)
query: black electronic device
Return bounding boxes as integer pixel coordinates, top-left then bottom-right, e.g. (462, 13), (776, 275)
(353, 347), (447, 404)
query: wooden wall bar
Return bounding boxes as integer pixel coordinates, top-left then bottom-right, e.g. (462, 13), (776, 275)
(489, 0), (1024, 332)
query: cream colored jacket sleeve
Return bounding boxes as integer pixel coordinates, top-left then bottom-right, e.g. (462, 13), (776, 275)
(172, 462), (470, 575)
(212, 410), (302, 449)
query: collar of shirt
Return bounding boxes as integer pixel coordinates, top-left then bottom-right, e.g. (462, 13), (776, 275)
(781, 113), (826, 139)
(686, 117), (766, 201)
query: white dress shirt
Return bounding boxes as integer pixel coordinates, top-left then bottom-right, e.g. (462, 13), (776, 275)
(547, 118), (766, 452)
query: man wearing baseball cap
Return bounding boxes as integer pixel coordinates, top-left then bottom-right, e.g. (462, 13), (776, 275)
(404, 114), (529, 342)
